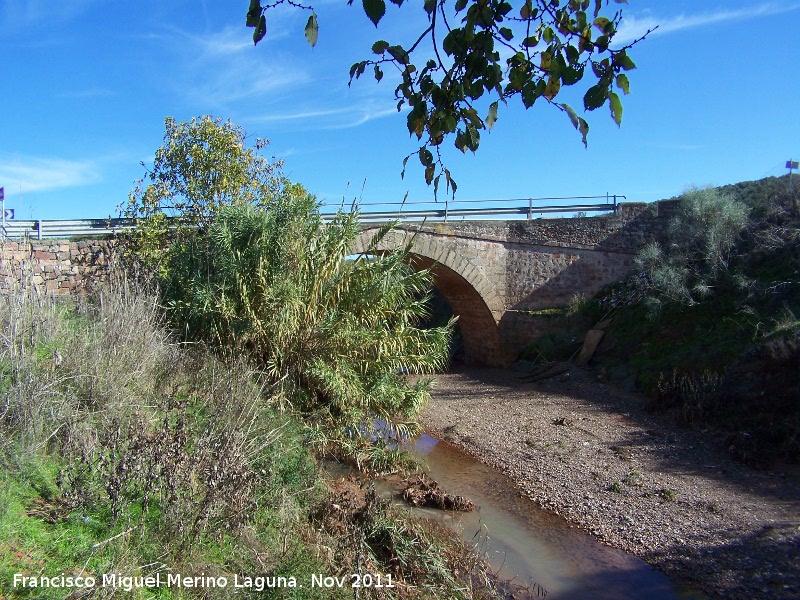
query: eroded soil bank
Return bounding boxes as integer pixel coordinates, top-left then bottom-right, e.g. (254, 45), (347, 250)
(419, 367), (800, 599)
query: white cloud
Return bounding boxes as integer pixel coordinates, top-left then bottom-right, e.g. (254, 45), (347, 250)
(0, 156), (100, 194)
(185, 25), (258, 57)
(615, 2), (800, 45)
(248, 100), (398, 130)
(153, 22), (311, 107)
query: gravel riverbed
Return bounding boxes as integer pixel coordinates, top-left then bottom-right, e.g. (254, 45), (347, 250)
(419, 366), (800, 599)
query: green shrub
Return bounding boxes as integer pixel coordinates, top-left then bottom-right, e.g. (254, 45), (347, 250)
(636, 187), (750, 306)
(160, 200), (453, 462)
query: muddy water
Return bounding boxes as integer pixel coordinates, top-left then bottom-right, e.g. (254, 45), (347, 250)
(405, 434), (707, 600)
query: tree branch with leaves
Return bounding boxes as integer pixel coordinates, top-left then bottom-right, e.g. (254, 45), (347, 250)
(246, 0), (652, 197)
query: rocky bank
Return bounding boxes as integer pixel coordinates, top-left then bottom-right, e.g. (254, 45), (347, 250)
(420, 367), (800, 599)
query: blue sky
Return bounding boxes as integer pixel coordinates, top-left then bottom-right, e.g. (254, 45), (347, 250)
(1, 0), (799, 220)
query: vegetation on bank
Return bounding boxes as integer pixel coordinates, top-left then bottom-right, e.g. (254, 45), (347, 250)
(522, 175), (800, 466)
(1, 116), (497, 598)
(121, 116), (454, 467)
(0, 284), (498, 599)
(160, 198), (453, 468)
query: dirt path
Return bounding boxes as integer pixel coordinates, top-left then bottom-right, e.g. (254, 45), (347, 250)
(419, 366), (800, 599)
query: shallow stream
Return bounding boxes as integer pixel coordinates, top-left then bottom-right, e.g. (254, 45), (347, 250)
(398, 434), (707, 600)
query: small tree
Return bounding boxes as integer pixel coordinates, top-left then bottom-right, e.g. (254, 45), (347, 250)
(119, 116), (290, 274)
(636, 187), (750, 306)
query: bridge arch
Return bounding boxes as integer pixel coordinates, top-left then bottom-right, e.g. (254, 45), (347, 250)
(353, 227), (505, 366)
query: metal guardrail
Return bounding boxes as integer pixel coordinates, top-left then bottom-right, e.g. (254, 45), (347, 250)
(322, 194), (622, 222)
(1, 218), (135, 240)
(0, 196), (623, 240)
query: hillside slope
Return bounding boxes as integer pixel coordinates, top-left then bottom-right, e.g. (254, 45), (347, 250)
(522, 174), (800, 465)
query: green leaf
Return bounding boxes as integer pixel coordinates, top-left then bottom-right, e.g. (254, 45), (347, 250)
(455, 130), (468, 153)
(374, 64), (384, 82)
(521, 81), (538, 108)
(466, 123), (480, 152)
(616, 52), (637, 71)
(499, 27), (513, 41)
(578, 117), (590, 147)
(593, 17), (610, 32)
(523, 35), (539, 48)
(561, 65), (583, 85)
(425, 165), (435, 185)
(372, 40), (390, 54)
(561, 103), (589, 147)
(419, 147), (434, 167)
(424, 0), (436, 15)
(615, 73), (630, 94)
(246, 0), (261, 27)
(520, 0), (533, 19)
(543, 76), (561, 100)
(486, 101), (498, 129)
(362, 0), (386, 27)
(562, 102), (580, 129)
(609, 91), (623, 126)
(455, 0), (468, 11)
(387, 45), (410, 65)
(253, 15), (267, 45)
(583, 83), (606, 110)
(566, 44), (580, 64)
(304, 13), (319, 48)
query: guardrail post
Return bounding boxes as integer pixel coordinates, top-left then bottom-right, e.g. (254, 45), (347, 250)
(527, 198), (532, 220)
(37, 220), (42, 240)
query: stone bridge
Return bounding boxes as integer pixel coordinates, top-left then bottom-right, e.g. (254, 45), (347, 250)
(352, 202), (676, 366)
(1, 201), (677, 367)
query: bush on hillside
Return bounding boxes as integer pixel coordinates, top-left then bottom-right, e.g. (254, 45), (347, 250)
(636, 186), (750, 307)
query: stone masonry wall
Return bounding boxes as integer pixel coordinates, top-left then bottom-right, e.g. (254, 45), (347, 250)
(366, 202), (673, 364)
(0, 239), (115, 296)
(413, 201), (663, 252)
